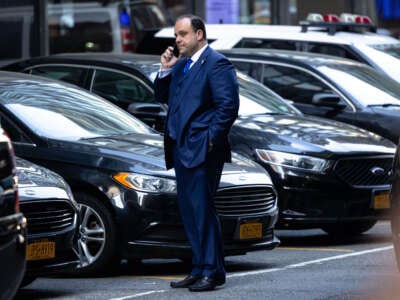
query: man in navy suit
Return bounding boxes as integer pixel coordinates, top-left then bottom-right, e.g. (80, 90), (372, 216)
(154, 14), (239, 292)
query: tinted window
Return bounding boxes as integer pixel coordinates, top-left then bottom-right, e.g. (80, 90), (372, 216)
(130, 3), (169, 30)
(0, 19), (23, 59)
(261, 64), (334, 104)
(235, 38), (299, 51)
(48, 12), (113, 53)
(237, 72), (299, 116)
(370, 43), (400, 60)
(306, 42), (359, 60)
(0, 117), (28, 144)
(92, 70), (154, 109)
(30, 66), (85, 86)
(232, 60), (263, 82)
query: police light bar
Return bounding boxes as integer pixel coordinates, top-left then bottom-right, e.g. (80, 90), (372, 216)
(300, 13), (376, 35)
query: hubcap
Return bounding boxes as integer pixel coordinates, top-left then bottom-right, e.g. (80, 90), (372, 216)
(75, 203), (106, 268)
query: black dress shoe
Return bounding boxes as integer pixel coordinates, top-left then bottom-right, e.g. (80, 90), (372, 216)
(188, 276), (224, 292)
(170, 274), (201, 288)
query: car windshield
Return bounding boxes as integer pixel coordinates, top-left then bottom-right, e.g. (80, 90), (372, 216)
(370, 43), (400, 60)
(317, 64), (400, 107)
(0, 80), (155, 140)
(237, 72), (300, 116)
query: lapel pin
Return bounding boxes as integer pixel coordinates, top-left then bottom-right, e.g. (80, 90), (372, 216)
(201, 59), (205, 65)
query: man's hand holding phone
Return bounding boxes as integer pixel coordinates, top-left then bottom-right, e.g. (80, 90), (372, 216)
(161, 44), (180, 70)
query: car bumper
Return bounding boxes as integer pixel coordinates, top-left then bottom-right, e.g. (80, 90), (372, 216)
(122, 209), (280, 259)
(22, 199), (80, 277)
(277, 185), (390, 228)
(0, 213), (27, 298)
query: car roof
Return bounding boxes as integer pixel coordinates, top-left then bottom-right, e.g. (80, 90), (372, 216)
(156, 24), (400, 47)
(219, 48), (368, 69)
(10, 52), (161, 74)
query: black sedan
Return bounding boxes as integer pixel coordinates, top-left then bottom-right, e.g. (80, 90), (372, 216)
(4, 53), (395, 237)
(0, 129), (26, 300)
(16, 157), (79, 287)
(218, 48), (400, 144)
(232, 72), (395, 235)
(0, 71), (280, 275)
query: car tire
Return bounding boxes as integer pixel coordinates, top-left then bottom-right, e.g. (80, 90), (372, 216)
(74, 192), (118, 275)
(321, 220), (377, 237)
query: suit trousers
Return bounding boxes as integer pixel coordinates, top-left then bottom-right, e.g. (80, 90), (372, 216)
(172, 143), (226, 279)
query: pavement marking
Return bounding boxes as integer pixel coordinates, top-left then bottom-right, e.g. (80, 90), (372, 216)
(228, 245), (393, 278)
(108, 245), (393, 299)
(109, 290), (167, 300)
(278, 246), (353, 252)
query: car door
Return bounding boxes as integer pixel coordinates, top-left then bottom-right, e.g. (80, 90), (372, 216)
(90, 68), (166, 131)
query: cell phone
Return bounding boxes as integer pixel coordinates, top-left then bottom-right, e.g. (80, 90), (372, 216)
(172, 44), (179, 57)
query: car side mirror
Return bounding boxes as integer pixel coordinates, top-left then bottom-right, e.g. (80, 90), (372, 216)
(128, 103), (166, 115)
(312, 93), (346, 110)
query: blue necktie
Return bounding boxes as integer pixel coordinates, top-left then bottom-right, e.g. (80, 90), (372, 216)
(183, 58), (192, 74)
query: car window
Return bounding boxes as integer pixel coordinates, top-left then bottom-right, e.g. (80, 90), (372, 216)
(232, 60), (263, 82)
(48, 11), (113, 53)
(130, 3), (169, 30)
(0, 115), (30, 144)
(306, 42), (360, 60)
(260, 64), (335, 104)
(30, 66), (85, 86)
(234, 38), (300, 51)
(370, 43), (400, 60)
(91, 70), (155, 109)
(0, 18), (24, 59)
(236, 72), (300, 116)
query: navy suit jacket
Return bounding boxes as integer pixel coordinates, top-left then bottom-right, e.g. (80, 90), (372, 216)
(154, 46), (239, 169)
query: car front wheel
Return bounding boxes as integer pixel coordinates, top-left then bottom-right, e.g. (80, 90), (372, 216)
(74, 192), (118, 275)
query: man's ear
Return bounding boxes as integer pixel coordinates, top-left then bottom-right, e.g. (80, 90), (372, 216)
(196, 29), (204, 41)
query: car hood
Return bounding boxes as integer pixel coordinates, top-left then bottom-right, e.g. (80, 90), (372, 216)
(233, 114), (395, 157)
(16, 157), (75, 202)
(48, 132), (273, 184)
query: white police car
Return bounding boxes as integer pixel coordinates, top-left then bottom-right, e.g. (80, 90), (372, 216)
(155, 13), (400, 83)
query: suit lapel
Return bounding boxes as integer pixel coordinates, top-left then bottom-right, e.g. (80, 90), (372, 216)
(171, 48), (210, 113)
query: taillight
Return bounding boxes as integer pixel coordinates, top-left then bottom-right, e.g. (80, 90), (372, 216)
(121, 27), (133, 52)
(120, 7), (133, 52)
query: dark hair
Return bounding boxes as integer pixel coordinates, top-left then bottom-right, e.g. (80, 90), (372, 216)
(177, 14), (207, 40)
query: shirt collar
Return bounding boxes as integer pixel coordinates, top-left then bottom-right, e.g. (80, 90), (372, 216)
(189, 44), (208, 64)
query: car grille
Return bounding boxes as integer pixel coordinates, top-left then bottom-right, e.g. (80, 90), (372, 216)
(21, 199), (76, 234)
(215, 185), (277, 217)
(334, 156), (393, 187)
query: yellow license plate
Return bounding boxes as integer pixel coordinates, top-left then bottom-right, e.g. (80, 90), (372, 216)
(26, 241), (56, 261)
(374, 191), (390, 209)
(240, 222), (262, 239)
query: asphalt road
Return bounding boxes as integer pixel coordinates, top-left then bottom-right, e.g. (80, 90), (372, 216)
(15, 221), (400, 300)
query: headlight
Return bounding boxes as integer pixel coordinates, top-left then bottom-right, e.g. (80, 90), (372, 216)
(255, 149), (329, 173)
(113, 172), (177, 193)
